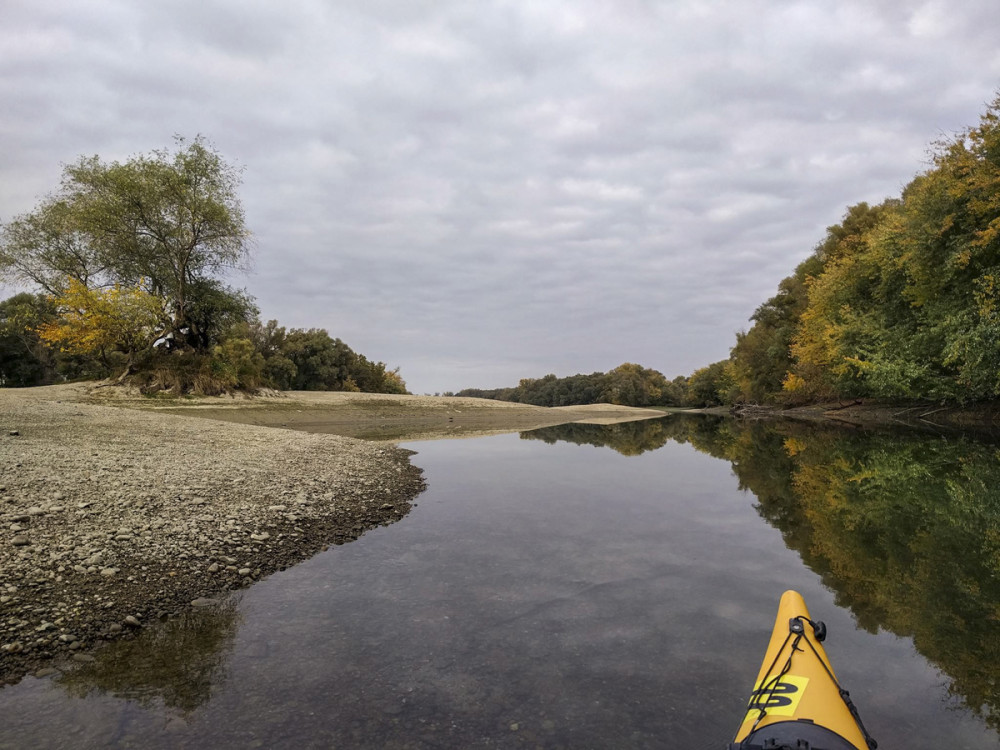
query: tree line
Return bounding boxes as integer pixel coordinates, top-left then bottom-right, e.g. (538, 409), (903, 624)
(0, 138), (406, 394)
(455, 363), (698, 408)
(696, 94), (1000, 407)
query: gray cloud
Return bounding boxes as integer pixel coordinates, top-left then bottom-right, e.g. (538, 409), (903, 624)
(2, 0), (999, 392)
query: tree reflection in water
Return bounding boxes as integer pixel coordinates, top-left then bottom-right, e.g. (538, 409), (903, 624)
(520, 417), (672, 456)
(523, 414), (1000, 729)
(660, 414), (1000, 732)
(57, 598), (241, 715)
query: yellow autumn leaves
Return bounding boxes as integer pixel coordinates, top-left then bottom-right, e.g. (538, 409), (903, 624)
(36, 279), (165, 363)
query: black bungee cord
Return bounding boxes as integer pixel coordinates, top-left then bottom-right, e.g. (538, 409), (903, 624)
(737, 616), (877, 750)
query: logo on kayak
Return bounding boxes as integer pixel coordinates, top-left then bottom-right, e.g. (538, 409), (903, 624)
(742, 675), (809, 720)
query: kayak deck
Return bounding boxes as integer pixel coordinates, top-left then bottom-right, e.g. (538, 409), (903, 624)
(731, 590), (876, 750)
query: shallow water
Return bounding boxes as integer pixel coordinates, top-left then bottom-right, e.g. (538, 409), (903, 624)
(1, 415), (998, 748)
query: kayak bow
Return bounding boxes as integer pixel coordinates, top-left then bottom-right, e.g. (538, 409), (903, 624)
(730, 590), (877, 750)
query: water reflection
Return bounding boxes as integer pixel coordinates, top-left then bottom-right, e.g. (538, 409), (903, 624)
(660, 414), (1000, 732)
(57, 600), (241, 714)
(2, 418), (999, 747)
(520, 417), (672, 455)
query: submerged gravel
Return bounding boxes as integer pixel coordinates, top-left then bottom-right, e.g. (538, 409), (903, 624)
(0, 387), (425, 684)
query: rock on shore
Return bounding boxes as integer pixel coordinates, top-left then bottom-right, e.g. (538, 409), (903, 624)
(0, 387), (425, 684)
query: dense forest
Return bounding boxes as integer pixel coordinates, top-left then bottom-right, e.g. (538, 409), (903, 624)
(454, 360), (735, 409)
(0, 138), (406, 394)
(701, 94), (1000, 407)
(455, 363), (693, 408)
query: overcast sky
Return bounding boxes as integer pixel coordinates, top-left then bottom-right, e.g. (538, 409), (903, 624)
(2, 1), (999, 393)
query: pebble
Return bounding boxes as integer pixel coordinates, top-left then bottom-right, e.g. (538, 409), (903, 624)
(0, 390), (424, 685)
(71, 653), (95, 663)
(190, 598), (219, 607)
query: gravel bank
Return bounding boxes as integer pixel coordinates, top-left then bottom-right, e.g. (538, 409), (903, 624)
(0, 386), (425, 684)
(145, 390), (670, 441)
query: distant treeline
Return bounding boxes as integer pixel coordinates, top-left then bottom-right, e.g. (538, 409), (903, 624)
(689, 94), (1000, 407)
(455, 363), (711, 408)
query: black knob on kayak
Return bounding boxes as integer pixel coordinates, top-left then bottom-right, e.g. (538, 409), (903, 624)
(811, 620), (827, 642)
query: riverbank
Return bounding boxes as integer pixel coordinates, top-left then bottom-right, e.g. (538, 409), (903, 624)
(0, 385), (666, 684)
(0, 384), (425, 684)
(93, 387), (671, 441)
(726, 399), (1000, 434)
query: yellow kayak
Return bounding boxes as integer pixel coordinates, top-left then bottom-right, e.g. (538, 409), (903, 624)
(730, 590), (878, 750)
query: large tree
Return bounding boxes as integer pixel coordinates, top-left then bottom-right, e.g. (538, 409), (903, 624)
(0, 136), (253, 353)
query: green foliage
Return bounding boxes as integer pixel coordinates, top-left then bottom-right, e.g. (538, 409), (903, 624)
(0, 292), (108, 386)
(721, 94), (1000, 405)
(0, 293), (60, 386)
(209, 337), (266, 390)
(0, 136), (252, 363)
(456, 363), (682, 408)
(684, 360), (733, 407)
(1, 140), (407, 395)
(183, 280), (259, 352)
(0, 200), (103, 293)
(63, 137), (251, 350)
(247, 320), (408, 394)
(600, 363), (672, 406)
(729, 252), (825, 403)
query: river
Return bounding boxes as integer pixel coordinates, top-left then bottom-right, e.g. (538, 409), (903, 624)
(0, 414), (997, 748)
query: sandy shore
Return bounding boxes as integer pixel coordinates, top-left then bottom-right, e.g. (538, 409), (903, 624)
(120, 389), (670, 441)
(0, 384), (665, 683)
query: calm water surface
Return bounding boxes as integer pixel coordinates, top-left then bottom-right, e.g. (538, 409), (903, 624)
(1, 416), (998, 748)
